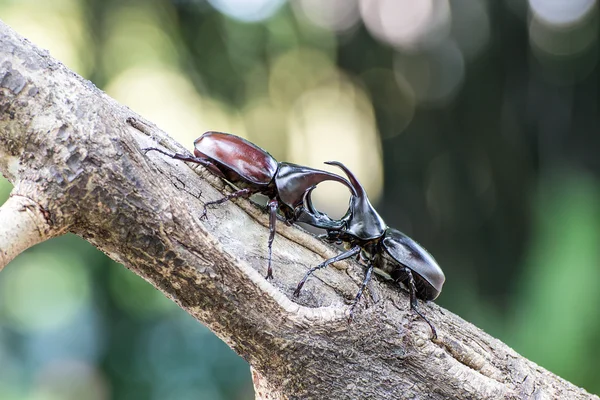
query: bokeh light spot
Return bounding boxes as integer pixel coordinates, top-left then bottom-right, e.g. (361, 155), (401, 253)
(528, 2), (599, 83)
(360, 68), (416, 138)
(450, 0), (491, 61)
(360, 0), (451, 51)
(32, 360), (108, 400)
(529, 4), (599, 57)
(243, 98), (288, 161)
(0, 0), (91, 76)
(103, 5), (180, 75)
(106, 66), (244, 146)
(269, 47), (337, 109)
(529, 0), (596, 26)
(208, 0), (286, 23)
(394, 41), (465, 105)
(287, 77), (383, 214)
(1, 253), (91, 332)
(293, 0), (361, 33)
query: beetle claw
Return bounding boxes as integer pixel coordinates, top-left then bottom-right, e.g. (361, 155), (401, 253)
(347, 298), (360, 323)
(411, 304), (438, 340)
(293, 281), (304, 297)
(200, 207), (209, 220)
(347, 311), (354, 324)
(141, 146), (168, 155)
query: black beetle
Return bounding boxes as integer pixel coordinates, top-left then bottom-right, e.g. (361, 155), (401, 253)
(143, 132), (352, 279)
(294, 161), (445, 338)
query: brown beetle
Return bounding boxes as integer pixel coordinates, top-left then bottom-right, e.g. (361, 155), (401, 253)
(143, 132), (352, 279)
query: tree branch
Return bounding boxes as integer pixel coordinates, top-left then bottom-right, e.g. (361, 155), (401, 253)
(0, 195), (55, 268)
(0, 21), (596, 400)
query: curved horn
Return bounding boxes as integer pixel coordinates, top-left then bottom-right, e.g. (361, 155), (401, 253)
(294, 185), (348, 230)
(302, 185), (318, 215)
(275, 163), (356, 208)
(325, 161), (386, 240)
(324, 161), (363, 198)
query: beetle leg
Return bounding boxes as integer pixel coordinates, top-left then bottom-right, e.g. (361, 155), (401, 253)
(406, 269), (438, 340)
(265, 198), (279, 280)
(200, 188), (254, 220)
(143, 147), (208, 166)
(293, 246), (361, 297)
(142, 147), (226, 179)
(348, 260), (374, 323)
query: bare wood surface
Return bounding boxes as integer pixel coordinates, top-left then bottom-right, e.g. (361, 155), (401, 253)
(0, 21), (596, 400)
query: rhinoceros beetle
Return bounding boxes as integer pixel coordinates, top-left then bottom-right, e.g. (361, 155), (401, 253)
(294, 161), (445, 338)
(143, 132), (352, 279)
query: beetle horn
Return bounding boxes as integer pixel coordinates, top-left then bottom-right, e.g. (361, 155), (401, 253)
(324, 161), (364, 198)
(275, 163), (356, 209)
(303, 170), (355, 196)
(302, 185), (318, 214)
(325, 161), (387, 240)
(294, 185), (348, 230)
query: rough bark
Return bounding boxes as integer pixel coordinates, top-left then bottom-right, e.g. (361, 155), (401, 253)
(0, 20), (596, 400)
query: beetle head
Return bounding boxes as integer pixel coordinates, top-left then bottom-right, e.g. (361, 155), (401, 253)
(380, 228), (445, 300)
(294, 186), (349, 230)
(324, 161), (387, 241)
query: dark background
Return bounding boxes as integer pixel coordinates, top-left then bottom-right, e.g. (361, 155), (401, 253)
(1, 0), (599, 398)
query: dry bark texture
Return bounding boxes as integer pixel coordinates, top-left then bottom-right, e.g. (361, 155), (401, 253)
(0, 21), (596, 400)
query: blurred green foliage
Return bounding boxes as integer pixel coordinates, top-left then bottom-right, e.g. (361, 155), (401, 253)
(1, 0), (600, 398)
(0, 175), (252, 399)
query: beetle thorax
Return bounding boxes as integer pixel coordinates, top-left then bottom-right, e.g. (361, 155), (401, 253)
(345, 195), (386, 241)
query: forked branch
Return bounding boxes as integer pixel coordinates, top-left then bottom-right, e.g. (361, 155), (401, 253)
(0, 21), (596, 400)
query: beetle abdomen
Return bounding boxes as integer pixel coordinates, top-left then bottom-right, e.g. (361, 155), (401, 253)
(194, 132), (278, 186)
(381, 228), (445, 301)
